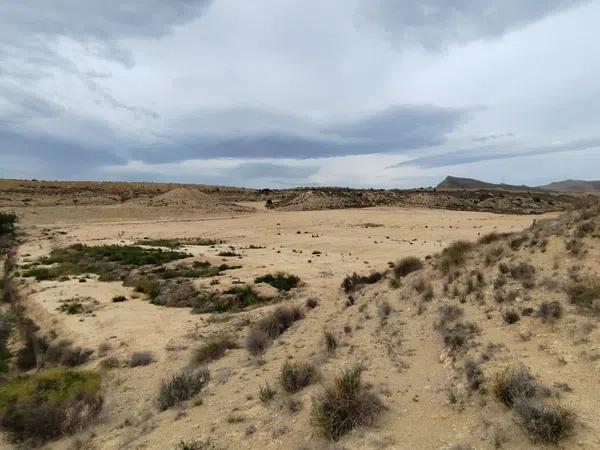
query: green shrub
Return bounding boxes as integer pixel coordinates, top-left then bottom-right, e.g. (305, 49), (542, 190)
(439, 241), (473, 273)
(255, 272), (300, 291)
(0, 212), (17, 235)
(0, 369), (102, 443)
(157, 368), (209, 411)
(136, 238), (221, 248)
(310, 367), (383, 441)
(193, 335), (238, 365)
(280, 361), (317, 393)
(133, 277), (161, 299)
(393, 256), (423, 278)
(246, 305), (304, 354)
(259, 383), (276, 402)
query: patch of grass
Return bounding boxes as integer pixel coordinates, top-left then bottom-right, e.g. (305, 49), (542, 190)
(193, 335), (238, 365)
(393, 256), (422, 278)
(157, 368), (210, 411)
(493, 366), (542, 407)
(305, 297), (319, 309)
(246, 305), (304, 355)
(255, 272), (300, 292)
(512, 399), (575, 443)
(310, 366), (383, 441)
(323, 329), (338, 353)
(341, 272), (382, 293)
(24, 244), (189, 281)
(509, 262), (536, 287)
(464, 358), (484, 390)
(0, 311), (15, 373)
(503, 310), (520, 324)
(439, 241), (473, 273)
(133, 277), (161, 299)
(259, 383), (276, 402)
(218, 251), (240, 257)
(493, 365), (574, 443)
(280, 361), (318, 393)
(57, 300), (84, 315)
(129, 351), (153, 367)
(199, 285), (270, 313)
(566, 277), (600, 311)
(478, 232), (510, 245)
(536, 301), (563, 322)
(0, 368), (102, 443)
(176, 438), (216, 450)
(136, 238), (221, 248)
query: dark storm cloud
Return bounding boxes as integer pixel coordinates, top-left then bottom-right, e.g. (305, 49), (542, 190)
(389, 138), (600, 169)
(361, 0), (590, 49)
(133, 105), (468, 162)
(227, 163), (317, 180)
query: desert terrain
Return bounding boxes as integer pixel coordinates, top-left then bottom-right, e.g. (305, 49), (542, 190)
(0, 181), (599, 450)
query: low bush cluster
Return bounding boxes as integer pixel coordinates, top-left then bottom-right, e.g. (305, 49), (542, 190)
(341, 272), (382, 293)
(157, 368), (210, 411)
(392, 256), (423, 278)
(255, 272), (300, 292)
(439, 241), (473, 273)
(310, 366), (383, 441)
(493, 366), (574, 443)
(0, 368), (102, 443)
(280, 361), (317, 393)
(246, 305), (304, 355)
(193, 334), (238, 365)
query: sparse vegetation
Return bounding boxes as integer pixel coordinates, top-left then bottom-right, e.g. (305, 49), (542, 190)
(280, 361), (317, 393)
(503, 310), (520, 324)
(259, 383), (276, 402)
(566, 277), (600, 311)
(305, 297), (319, 309)
(246, 305), (304, 354)
(136, 237), (222, 248)
(310, 366), (383, 441)
(536, 301), (563, 322)
(439, 241), (473, 273)
(23, 244), (189, 281)
(341, 272), (382, 293)
(157, 368), (210, 411)
(255, 272), (300, 291)
(464, 358), (484, 390)
(323, 329), (338, 353)
(393, 256), (423, 278)
(0, 369), (102, 443)
(493, 366), (574, 443)
(0, 211), (17, 235)
(193, 335), (238, 365)
(129, 351), (153, 367)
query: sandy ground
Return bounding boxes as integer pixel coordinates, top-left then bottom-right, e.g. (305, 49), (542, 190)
(5, 203), (570, 450)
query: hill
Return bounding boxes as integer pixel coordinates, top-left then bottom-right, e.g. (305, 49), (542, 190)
(538, 179), (600, 193)
(438, 176), (600, 193)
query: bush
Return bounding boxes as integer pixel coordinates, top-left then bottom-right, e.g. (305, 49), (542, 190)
(441, 321), (480, 352)
(536, 301), (563, 322)
(393, 257), (422, 278)
(129, 351), (153, 367)
(310, 367), (383, 441)
(464, 358), (484, 390)
(133, 277), (161, 299)
(280, 361), (317, 393)
(305, 297), (319, 309)
(503, 310), (520, 324)
(437, 305), (463, 328)
(323, 329), (338, 353)
(112, 295), (127, 303)
(255, 273), (300, 292)
(258, 383), (276, 402)
(176, 438), (216, 450)
(509, 262), (536, 287)
(0, 369), (102, 443)
(157, 368), (210, 411)
(341, 272), (382, 293)
(135, 238), (221, 249)
(0, 211), (17, 235)
(493, 366), (541, 407)
(478, 232), (509, 245)
(377, 301), (392, 319)
(566, 277), (600, 311)
(512, 399), (574, 443)
(439, 241), (473, 273)
(193, 335), (237, 365)
(245, 304), (305, 355)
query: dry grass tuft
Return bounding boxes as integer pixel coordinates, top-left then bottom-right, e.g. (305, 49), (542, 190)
(280, 361), (318, 393)
(193, 335), (238, 365)
(310, 366), (383, 441)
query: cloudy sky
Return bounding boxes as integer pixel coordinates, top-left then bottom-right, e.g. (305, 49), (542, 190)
(1, 0), (599, 188)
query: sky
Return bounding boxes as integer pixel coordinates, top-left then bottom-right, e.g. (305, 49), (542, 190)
(1, 0), (599, 188)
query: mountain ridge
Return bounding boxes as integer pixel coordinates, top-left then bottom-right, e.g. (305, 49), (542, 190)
(437, 176), (600, 193)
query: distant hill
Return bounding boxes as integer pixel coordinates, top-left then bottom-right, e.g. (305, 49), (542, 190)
(437, 176), (600, 193)
(538, 179), (600, 193)
(436, 176), (532, 191)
